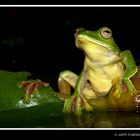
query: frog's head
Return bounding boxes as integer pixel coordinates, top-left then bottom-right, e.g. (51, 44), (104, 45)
(75, 27), (120, 58)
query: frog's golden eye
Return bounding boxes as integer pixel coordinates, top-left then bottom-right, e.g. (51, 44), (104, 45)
(100, 27), (112, 39)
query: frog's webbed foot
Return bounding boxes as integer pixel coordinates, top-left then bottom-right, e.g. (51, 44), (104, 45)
(18, 80), (49, 104)
(113, 90), (121, 99)
(127, 84), (137, 96)
(113, 78), (137, 99)
(63, 94), (93, 116)
(123, 78), (137, 96)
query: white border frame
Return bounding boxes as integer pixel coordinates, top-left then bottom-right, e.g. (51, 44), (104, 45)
(0, 4), (140, 130)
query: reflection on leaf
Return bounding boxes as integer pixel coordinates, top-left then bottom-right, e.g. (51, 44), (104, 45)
(64, 111), (140, 128)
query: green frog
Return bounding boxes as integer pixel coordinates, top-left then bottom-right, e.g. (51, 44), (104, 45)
(57, 27), (138, 115)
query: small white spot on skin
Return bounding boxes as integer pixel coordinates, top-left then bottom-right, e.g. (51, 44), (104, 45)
(135, 95), (140, 103)
(107, 51), (114, 57)
(16, 100), (38, 108)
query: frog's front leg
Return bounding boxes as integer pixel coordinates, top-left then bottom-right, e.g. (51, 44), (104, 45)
(58, 70), (93, 115)
(121, 50), (138, 96)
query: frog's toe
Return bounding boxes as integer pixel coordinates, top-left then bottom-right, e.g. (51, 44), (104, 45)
(63, 96), (82, 115)
(63, 95), (93, 115)
(129, 87), (137, 96)
(112, 87), (122, 98)
(113, 92), (121, 98)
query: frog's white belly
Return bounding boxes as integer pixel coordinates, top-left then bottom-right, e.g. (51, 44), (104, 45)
(87, 62), (123, 94)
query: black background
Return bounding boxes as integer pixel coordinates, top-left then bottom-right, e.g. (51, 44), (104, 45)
(0, 7), (140, 89)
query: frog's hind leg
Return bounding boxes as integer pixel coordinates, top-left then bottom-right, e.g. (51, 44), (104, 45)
(57, 70), (78, 100)
(58, 70), (94, 115)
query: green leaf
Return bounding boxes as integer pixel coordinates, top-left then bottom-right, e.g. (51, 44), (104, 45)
(0, 70), (65, 127)
(0, 70), (63, 111)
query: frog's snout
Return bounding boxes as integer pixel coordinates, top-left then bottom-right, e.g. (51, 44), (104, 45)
(74, 28), (85, 38)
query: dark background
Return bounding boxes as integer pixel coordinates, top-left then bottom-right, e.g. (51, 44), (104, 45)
(0, 7), (140, 89)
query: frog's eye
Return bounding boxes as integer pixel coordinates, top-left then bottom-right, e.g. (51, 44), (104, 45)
(100, 27), (112, 39)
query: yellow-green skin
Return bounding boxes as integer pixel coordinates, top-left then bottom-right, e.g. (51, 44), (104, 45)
(88, 68), (140, 112)
(58, 27), (138, 115)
